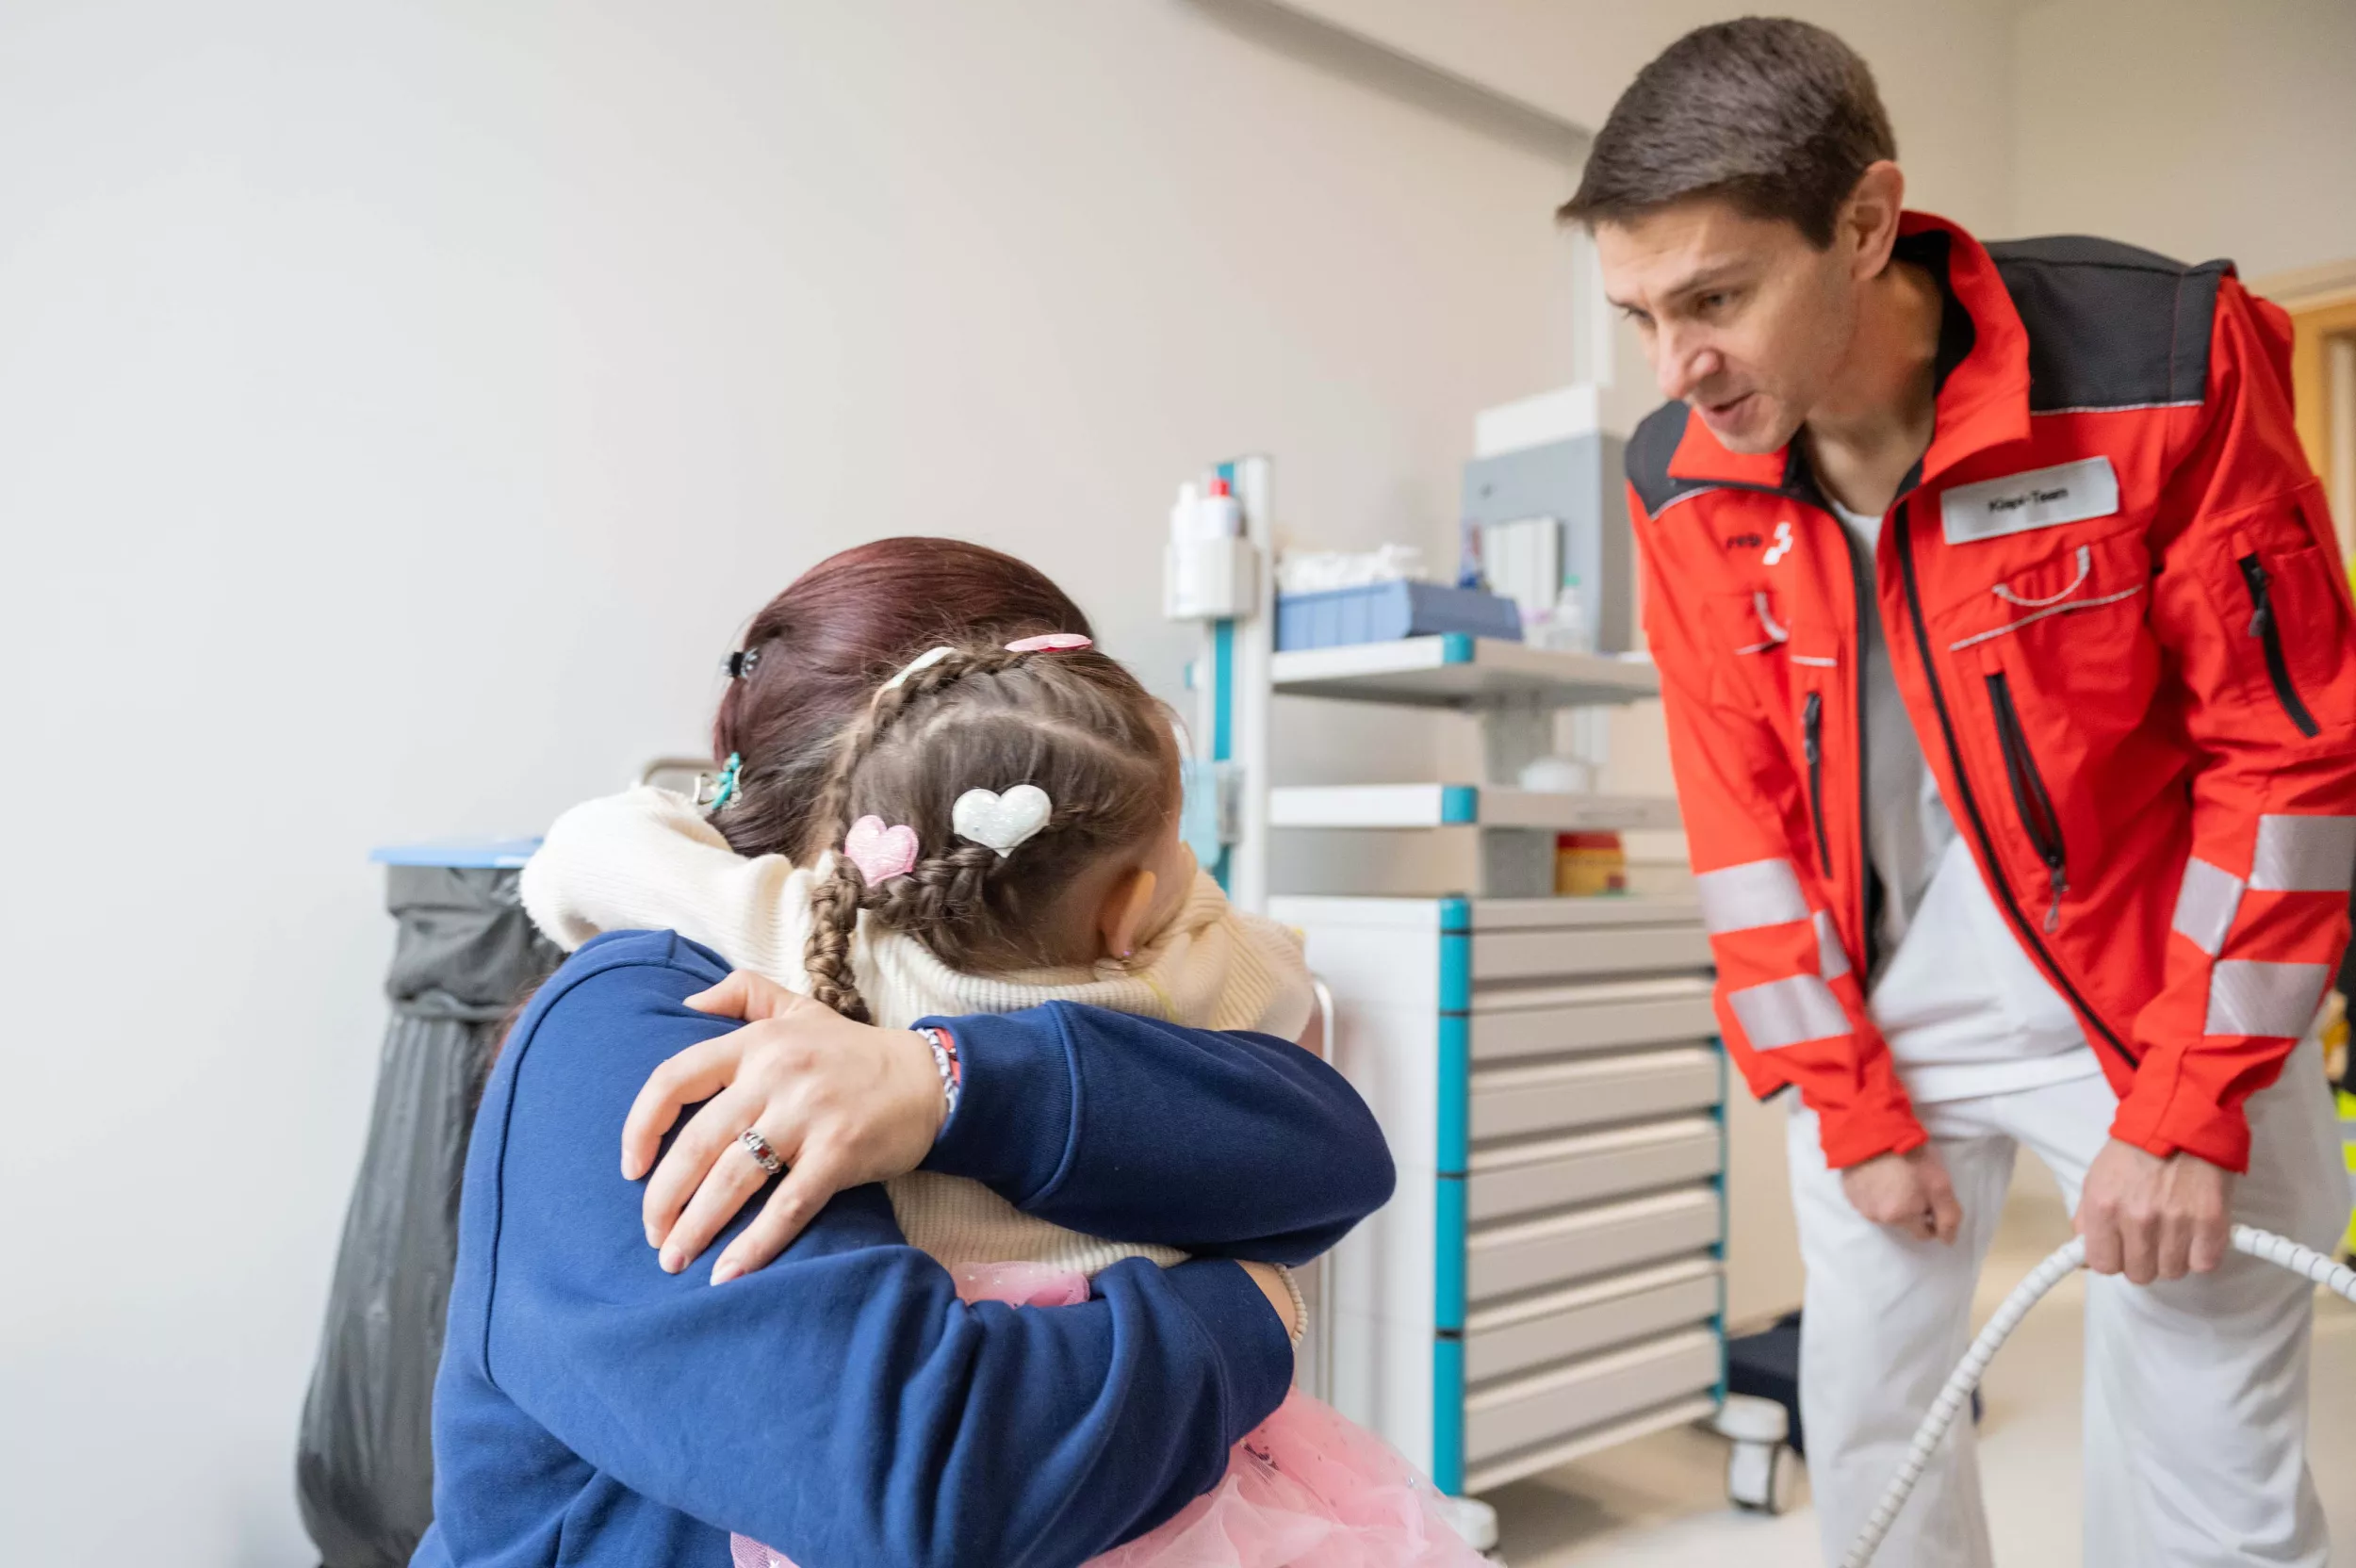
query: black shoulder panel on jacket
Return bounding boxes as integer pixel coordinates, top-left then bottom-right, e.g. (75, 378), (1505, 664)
(1986, 236), (2232, 413)
(1627, 400), (1704, 518)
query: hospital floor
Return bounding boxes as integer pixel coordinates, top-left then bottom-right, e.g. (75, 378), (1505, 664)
(1486, 1170), (2356, 1565)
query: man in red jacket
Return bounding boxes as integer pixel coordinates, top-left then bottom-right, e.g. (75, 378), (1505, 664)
(1563, 19), (2354, 1566)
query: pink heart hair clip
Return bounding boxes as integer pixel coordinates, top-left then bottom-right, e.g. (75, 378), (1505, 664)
(843, 815), (920, 884)
(1005, 633), (1093, 653)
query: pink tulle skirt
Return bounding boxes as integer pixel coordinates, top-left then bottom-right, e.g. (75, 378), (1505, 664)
(731, 1263), (1485, 1568)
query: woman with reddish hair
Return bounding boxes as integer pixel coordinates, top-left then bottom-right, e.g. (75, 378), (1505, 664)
(416, 538), (1396, 1568)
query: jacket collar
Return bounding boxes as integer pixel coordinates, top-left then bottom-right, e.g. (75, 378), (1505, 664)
(1665, 211), (2033, 500)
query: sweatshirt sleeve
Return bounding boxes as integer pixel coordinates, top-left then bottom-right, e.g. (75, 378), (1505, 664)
(923, 1001), (1395, 1265)
(518, 786), (814, 976)
(1234, 911), (1318, 1042)
(478, 943), (1293, 1568)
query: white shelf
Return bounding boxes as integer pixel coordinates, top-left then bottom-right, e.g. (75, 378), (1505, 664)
(1270, 635), (1660, 710)
(1268, 783), (1679, 832)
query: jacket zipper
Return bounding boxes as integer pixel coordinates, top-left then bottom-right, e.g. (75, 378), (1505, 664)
(1831, 514), (1874, 976)
(1895, 498), (2138, 1070)
(1984, 673), (2069, 933)
(1802, 691), (1833, 879)
(2237, 554), (2321, 738)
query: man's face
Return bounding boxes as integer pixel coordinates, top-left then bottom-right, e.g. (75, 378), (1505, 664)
(1595, 200), (1858, 454)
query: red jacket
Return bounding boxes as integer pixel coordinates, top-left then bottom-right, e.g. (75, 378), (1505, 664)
(1629, 212), (2356, 1171)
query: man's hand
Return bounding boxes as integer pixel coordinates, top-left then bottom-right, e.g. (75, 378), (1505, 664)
(621, 971), (949, 1283)
(1841, 1144), (1964, 1242)
(2075, 1137), (2233, 1283)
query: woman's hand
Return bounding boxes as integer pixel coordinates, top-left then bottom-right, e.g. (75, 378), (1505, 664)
(623, 971), (947, 1283)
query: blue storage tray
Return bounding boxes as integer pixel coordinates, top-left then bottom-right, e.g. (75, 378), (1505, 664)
(1275, 580), (1524, 651)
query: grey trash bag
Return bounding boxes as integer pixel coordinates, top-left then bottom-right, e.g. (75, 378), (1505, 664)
(296, 864), (559, 1568)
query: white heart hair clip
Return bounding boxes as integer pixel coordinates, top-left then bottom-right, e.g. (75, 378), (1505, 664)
(953, 784), (1053, 858)
(882, 645), (956, 692)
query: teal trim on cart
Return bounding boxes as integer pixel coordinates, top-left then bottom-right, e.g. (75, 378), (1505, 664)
(1709, 1036), (1730, 1404)
(1432, 1332), (1465, 1496)
(1436, 1015), (1470, 1172)
(1439, 784), (1478, 825)
(1433, 1171), (1467, 1333)
(1440, 631), (1475, 664)
(1205, 462), (1239, 891)
(1433, 893), (1472, 1493)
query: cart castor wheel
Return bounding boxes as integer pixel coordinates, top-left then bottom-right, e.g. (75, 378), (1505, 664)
(1434, 1494), (1504, 1560)
(1715, 1394), (1797, 1514)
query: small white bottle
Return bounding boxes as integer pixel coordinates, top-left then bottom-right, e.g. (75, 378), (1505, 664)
(1543, 577), (1593, 654)
(1170, 481), (1202, 546)
(1199, 476), (1242, 539)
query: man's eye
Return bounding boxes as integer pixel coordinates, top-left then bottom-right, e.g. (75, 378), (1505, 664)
(1696, 291), (1734, 315)
(1617, 304), (1653, 329)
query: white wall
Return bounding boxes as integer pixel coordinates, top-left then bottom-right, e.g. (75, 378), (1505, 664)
(2015, 0), (2356, 281)
(1293, 0), (2023, 236)
(30, 0), (2259, 1559)
(0, 5), (1585, 1562)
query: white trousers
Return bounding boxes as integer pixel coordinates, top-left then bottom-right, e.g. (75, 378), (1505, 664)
(1788, 1042), (2350, 1568)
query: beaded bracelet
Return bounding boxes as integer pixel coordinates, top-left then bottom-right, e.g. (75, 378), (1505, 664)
(917, 1026), (961, 1128)
(1275, 1264), (1308, 1347)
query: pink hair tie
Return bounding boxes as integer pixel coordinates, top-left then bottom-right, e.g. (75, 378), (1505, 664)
(843, 815), (920, 884)
(1005, 633), (1093, 653)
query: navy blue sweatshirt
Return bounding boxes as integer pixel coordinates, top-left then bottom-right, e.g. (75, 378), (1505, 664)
(413, 931), (1393, 1568)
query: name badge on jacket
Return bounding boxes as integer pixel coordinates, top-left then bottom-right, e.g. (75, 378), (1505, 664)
(1939, 457), (2119, 545)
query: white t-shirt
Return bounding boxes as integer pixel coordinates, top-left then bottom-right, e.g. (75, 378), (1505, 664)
(1827, 498), (2102, 1104)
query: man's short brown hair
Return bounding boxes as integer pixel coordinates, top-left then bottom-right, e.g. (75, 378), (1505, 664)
(1559, 18), (1894, 247)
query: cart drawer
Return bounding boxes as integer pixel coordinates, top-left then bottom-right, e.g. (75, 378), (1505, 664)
(1466, 1187), (1722, 1303)
(1470, 983), (1718, 1062)
(1472, 924), (1710, 982)
(1464, 1259), (1722, 1385)
(1464, 1327), (1722, 1465)
(1467, 1119), (1722, 1223)
(1470, 1048), (1720, 1142)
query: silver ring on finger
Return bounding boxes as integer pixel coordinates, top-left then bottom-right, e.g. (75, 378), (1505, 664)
(739, 1128), (785, 1176)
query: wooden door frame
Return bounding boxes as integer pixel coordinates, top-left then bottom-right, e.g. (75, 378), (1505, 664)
(2256, 259), (2356, 560)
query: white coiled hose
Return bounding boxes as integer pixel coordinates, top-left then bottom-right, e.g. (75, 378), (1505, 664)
(1841, 1224), (2356, 1568)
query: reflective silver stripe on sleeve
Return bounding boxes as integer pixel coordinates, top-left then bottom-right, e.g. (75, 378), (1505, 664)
(2204, 960), (2332, 1039)
(1727, 974), (1849, 1051)
(2169, 858), (2245, 957)
(2249, 815), (2356, 892)
(1695, 859), (1809, 935)
(1814, 910), (1852, 980)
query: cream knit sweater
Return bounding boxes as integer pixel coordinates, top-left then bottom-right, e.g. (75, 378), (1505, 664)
(521, 786), (1316, 1278)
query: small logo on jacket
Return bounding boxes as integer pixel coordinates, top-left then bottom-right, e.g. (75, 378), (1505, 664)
(1762, 520), (1794, 565)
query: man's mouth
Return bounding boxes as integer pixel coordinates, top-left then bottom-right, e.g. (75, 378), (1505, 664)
(1699, 392), (1755, 425)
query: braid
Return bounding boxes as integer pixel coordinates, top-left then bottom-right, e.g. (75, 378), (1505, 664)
(867, 844), (1001, 930)
(803, 856), (873, 1023)
(801, 645), (1030, 861)
(798, 645), (1029, 1016)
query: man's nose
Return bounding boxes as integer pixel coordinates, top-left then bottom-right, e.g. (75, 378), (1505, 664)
(1657, 333), (1723, 403)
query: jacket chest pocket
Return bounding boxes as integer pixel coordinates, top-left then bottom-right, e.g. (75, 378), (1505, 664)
(1936, 531), (2161, 923)
(1933, 529), (2160, 715)
(2217, 515), (2356, 738)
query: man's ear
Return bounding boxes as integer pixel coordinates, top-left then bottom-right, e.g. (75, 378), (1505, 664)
(1096, 867), (1158, 960)
(1843, 159), (1907, 279)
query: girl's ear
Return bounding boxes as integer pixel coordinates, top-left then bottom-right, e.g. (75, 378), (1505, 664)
(1096, 866), (1159, 960)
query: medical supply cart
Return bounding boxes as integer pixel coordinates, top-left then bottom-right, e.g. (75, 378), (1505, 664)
(1170, 460), (1732, 1509)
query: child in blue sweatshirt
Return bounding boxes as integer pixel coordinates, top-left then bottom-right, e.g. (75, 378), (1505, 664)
(519, 638), (1480, 1568)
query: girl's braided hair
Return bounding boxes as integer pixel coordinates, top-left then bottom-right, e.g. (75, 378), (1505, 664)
(774, 641), (1180, 1023)
(710, 538), (1092, 866)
